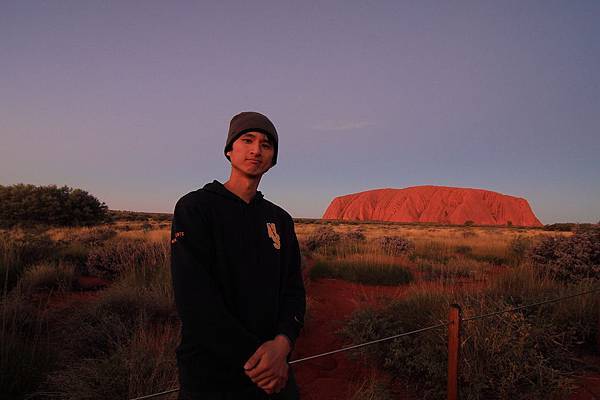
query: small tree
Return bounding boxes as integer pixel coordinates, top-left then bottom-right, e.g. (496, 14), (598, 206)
(0, 184), (109, 227)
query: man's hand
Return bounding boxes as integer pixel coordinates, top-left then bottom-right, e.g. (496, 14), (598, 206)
(244, 335), (292, 394)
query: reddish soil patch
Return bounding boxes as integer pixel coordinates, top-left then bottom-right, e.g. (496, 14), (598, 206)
(292, 276), (415, 399)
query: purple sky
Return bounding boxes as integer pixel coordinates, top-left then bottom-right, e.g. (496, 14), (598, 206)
(1, 1), (599, 223)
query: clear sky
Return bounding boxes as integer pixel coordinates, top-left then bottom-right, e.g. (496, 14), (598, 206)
(1, 1), (599, 223)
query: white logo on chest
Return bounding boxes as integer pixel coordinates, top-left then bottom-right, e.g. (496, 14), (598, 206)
(266, 222), (281, 250)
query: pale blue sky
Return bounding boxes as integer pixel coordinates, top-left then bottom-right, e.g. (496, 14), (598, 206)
(1, 1), (599, 223)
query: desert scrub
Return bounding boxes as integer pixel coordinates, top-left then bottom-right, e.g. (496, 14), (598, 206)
(43, 322), (179, 400)
(377, 236), (414, 257)
(39, 278), (178, 399)
(531, 230), (600, 283)
(416, 259), (474, 282)
(310, 259), (413, 286)
(348, 372), (393, 400)
(85, 238), (168, 281)
(413, 241), (451, 264)
(1, 231), (57, 293)
(343, 273), (598, 399)
(304, 226), (341, 254)
(0, 290), (56, 397)
(17, 262), (75, 294)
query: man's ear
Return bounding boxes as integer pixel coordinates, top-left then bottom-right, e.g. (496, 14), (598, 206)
(226, 150), (232, 157)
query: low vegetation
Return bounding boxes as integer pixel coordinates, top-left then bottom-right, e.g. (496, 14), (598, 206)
(0, 218), (598, 399)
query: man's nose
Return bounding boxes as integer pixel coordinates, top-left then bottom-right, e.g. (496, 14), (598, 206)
(250, 142), (262, 155)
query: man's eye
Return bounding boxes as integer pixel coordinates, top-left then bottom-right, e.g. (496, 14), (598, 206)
(262, 143), (272, 149)
(242, 138), (252, 143)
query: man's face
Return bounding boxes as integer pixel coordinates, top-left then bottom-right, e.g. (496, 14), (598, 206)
(227, 131), (275, 178)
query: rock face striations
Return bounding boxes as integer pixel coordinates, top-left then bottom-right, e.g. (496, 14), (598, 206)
(322, 186), (542, 227)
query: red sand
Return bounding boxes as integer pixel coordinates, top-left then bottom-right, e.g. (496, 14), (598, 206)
(292, 275), (414, 399)
(322, 185), (542, 226)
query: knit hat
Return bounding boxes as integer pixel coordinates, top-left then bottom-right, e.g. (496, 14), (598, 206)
(224, 111), (279, 166)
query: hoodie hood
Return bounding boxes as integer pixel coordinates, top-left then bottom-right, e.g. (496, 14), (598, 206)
(203, 180), (264, 205)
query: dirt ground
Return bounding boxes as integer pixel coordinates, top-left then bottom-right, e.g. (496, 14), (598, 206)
(292, 259), (600, 400)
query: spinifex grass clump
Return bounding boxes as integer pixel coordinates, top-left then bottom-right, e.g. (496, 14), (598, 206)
(17, 262), (76, 294)
(343, 266), (600, 399)
(0, 232), (57, 293)
(85, 238), (168, 281)
(40, 245), (177, 400)
(0, 289), (57, 398)
(310, 258), (413, 286)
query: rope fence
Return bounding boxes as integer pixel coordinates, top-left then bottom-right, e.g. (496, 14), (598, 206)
(130, 286), (600, 400)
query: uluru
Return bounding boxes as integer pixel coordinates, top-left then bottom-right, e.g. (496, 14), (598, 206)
(322, 185), (543, 227)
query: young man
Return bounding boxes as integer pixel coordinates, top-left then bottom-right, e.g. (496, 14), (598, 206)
(171, 112), (306, 400)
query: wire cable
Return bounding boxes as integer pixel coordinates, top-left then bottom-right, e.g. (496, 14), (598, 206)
(129, 285), (600, 400)
(289, 321), (449, 365)
(462, 287), (600, 323)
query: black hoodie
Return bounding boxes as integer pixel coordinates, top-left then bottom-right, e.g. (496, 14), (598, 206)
(170, 180), (306, 392)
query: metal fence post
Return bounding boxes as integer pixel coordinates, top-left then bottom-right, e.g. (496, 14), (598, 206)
(448, 304), (462, 400)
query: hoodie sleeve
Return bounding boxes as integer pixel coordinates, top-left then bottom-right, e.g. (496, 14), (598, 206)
(276, 215), (306, 348)
(170, 197), (260, 366)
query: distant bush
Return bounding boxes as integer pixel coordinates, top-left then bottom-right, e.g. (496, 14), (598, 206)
(305, 226), (341, 253)
(531, 231), (600, 283)
(0, 184), (109, 227)
(377, 236), (414, 257)
(543, 223), (599, 233)
(344, 230), (367, 242)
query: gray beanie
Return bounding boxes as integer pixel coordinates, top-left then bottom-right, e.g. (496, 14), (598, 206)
(224, 111), (279, 166)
